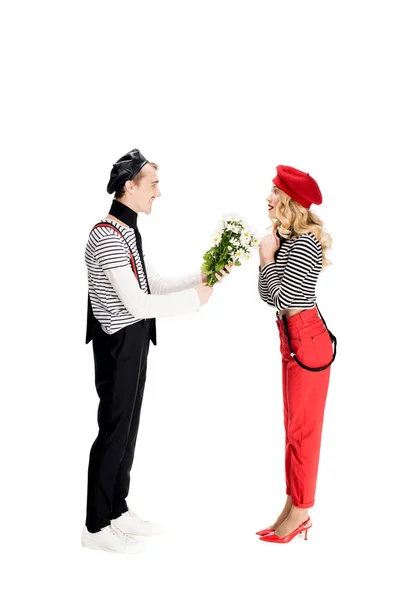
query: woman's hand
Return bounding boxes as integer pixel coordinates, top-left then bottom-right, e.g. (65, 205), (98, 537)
(259, 233), (280, 267)
(201, 263), (233, 284)
(214, 263), (233, 283)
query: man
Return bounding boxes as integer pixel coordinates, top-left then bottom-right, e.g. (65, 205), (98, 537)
(82, 148), (231, 554)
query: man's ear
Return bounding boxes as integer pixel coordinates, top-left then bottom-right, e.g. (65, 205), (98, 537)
(124, 179), (135, 194)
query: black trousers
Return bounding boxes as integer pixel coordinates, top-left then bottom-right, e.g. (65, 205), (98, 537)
(85, 318), (151, 533)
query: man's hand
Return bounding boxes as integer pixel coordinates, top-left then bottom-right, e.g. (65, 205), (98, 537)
(195, 282), (214, 305)
(259, 233), (280, 267)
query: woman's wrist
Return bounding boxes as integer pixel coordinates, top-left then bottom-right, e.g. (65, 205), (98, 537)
(260, 257), (275, 269)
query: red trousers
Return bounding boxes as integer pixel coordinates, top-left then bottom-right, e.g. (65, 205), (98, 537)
(276, 307), (332, 508)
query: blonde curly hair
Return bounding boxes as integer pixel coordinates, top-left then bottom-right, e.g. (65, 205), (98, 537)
(271, 190), (332, 270)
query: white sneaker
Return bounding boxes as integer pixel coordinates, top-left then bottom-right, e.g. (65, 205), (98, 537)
(81, 525), (146, 554)
(111, 509), (163, 536)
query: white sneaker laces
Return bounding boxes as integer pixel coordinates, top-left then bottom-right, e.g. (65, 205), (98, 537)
(128, 510), (148, 523)
(109, 524), (130, 540)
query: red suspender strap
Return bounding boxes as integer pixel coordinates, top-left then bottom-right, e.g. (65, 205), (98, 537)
(91, 223), (139, 281)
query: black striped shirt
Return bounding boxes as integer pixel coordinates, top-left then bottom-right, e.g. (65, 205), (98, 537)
(258, 232), (322, 310)
(85, 219), (149, 334)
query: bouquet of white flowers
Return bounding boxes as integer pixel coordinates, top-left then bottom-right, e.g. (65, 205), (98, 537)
(201, 213), (261, 286)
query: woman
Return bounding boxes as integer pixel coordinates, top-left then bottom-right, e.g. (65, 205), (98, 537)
(256, 165), (334, 544)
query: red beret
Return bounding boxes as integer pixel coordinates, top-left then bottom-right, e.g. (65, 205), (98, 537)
(272, 165), (322, 209)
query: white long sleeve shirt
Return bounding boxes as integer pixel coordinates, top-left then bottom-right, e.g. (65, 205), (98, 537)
(85, 218), (202, 335)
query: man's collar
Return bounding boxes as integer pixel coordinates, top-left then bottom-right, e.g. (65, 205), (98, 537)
(108, 199), (138, 229)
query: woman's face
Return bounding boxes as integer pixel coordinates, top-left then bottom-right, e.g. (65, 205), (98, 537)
(266, 184), (280, 220)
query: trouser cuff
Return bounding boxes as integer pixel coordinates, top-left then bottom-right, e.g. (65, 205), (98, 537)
(291, 499), (315, 509)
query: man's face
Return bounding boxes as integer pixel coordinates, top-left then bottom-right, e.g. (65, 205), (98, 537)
(126, 163), (161, 214)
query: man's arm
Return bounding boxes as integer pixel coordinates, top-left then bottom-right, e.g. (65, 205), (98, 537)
(144, 255), (202, 294)
(94, 232), (200, 317)
(104, 265), (201, 318)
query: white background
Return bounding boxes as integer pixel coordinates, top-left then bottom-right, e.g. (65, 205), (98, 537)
(1, 1), (399, 598)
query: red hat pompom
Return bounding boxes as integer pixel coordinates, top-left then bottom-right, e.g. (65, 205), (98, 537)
(272, 165), (322, 209)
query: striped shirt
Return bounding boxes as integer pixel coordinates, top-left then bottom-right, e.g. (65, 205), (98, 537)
(85, 218), (150, 334)
(258, 232), (322, 310)
(85, 218), (201, 336)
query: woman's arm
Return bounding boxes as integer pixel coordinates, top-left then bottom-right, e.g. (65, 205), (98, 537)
(258, 264), (276, 305)
(259, 235), (321, 310)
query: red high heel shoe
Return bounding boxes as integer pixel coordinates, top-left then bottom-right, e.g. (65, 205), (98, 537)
(259, 518), (312, 544)
(256, 515), (311, 537)
(256, 526), (275, 536)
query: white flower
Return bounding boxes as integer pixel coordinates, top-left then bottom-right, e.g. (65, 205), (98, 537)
(223, 212), (242, 223)
(240, 230), (251, 245)
(211, 230), (221, 246)
(219, 219), (228, 230)
(207, 214), (260, 263)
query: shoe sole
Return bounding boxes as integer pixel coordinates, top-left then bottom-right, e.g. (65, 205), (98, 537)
(259, 525), (312, 543)
(123, 531), (163, 537)
(81, 537), (146, 554)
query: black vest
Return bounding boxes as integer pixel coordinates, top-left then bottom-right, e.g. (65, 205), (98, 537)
(85, 201), (157, 346)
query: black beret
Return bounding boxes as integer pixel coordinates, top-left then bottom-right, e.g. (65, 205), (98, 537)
(107, 148), (148, 194)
